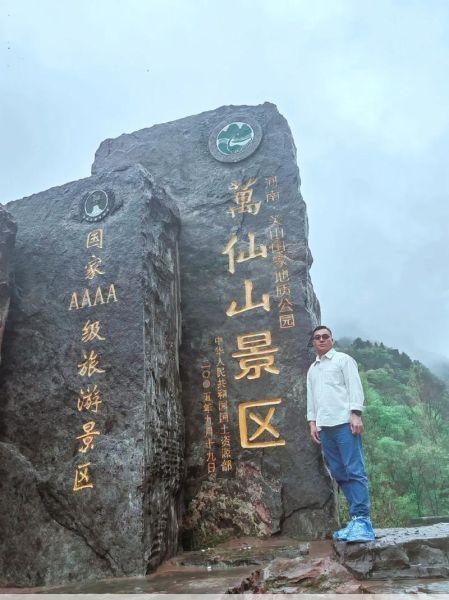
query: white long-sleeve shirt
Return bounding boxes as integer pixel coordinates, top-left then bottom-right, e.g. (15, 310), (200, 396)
(306, 348), (364, 428)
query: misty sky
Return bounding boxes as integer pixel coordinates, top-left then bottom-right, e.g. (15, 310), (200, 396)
(1, 0), (448, 365)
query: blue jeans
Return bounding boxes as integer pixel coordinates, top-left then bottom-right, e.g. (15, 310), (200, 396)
(320, 423), (370, 518)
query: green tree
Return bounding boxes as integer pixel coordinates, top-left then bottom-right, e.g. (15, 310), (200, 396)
(336, 338), (449, 526)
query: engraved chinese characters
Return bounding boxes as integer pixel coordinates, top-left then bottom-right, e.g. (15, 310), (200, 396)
(232, 331), (279, 380)
(239, 398), (285, 448)
(201, 338), (233, 476)
(70, 226), (117, 492)
(198, 172), (295, 477)
(224, 177), (286, 451)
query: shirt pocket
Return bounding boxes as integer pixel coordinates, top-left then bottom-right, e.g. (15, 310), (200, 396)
(323, 367), (344, 386)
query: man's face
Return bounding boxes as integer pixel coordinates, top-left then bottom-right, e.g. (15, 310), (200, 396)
(312, 328), (333, 356)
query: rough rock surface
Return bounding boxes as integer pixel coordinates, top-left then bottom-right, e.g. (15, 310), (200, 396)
(169, 535), (310, 568)
(230, 555), (363, 594)
(92, 102), (337, 544)
(0, 205), (17, 363)
(334, 523), (449, 580)
(0, 165), (183, 586)
(3, 533), (449, 593)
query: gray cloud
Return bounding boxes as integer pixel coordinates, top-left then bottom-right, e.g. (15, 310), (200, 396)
(1, 0), (448, 363)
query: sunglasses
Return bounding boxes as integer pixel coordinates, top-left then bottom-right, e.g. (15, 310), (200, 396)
(313, 334), (331, 341)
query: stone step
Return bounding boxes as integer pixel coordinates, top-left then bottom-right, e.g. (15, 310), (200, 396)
(334, 523), (449, 580)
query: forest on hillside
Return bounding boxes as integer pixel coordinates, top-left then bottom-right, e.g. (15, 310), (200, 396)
(335, 338), (449, 527)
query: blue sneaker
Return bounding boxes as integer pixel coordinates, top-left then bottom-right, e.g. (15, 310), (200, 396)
(345, 516), (375, 542)
(332, 519), (355, 541)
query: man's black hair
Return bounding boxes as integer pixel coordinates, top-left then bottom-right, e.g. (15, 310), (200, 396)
(311, 325), (333, 337)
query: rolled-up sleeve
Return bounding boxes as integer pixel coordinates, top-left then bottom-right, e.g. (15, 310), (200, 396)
(342, 355), (364, 412)
(306, 368), (317, 421)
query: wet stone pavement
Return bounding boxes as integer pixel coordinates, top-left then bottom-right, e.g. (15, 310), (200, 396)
(2, 531), (449, 594)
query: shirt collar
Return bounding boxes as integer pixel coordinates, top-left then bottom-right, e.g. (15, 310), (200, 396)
(314, 348), (336, 363)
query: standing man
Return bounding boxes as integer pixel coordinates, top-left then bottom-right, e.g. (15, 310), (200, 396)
(307, 325), (375, 542)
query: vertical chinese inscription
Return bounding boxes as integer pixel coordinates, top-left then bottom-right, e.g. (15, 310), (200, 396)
(265, 175), (296, 330)
(67, 227), (119, 492)
(200, 340), (235, 477)
(268, 214), (295, 329)
(215, 336), (233, 473)
(201, 362), (216, 474)
(223, 178), (286, 450)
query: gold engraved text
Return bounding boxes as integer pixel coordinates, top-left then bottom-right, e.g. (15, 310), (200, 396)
(86, 229), (103, 249)
(226, 279), (270, 317)
(85, 255), (105, 280)
(232, 331), (279, 380)
(77, 385), (102, 413)
(81, 320), (106, 343)
(222, 232), (267, 274)
(238, 398), (286, 448)
(78, 351), (105, 377)
(228, 178), (260, 218)
(76, 421), (100, 453)
(73, 462), (94, 492)
(68, 284), (118, 311)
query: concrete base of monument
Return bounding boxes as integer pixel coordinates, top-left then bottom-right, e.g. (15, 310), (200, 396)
(2, 526), (449, 593)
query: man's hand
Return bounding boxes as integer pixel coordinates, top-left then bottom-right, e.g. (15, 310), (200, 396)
(309, 421), (321, 444)
(350, 412), (364, 435)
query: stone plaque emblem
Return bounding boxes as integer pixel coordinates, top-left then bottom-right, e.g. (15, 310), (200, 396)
(209, 118), (262, 162)
(81, 189), (111, 223)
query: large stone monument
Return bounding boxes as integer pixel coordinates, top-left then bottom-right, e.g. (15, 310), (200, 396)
(0, 102), (336, 587)
(93, 102), (337, 546)
(0, 166), (183, 586)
